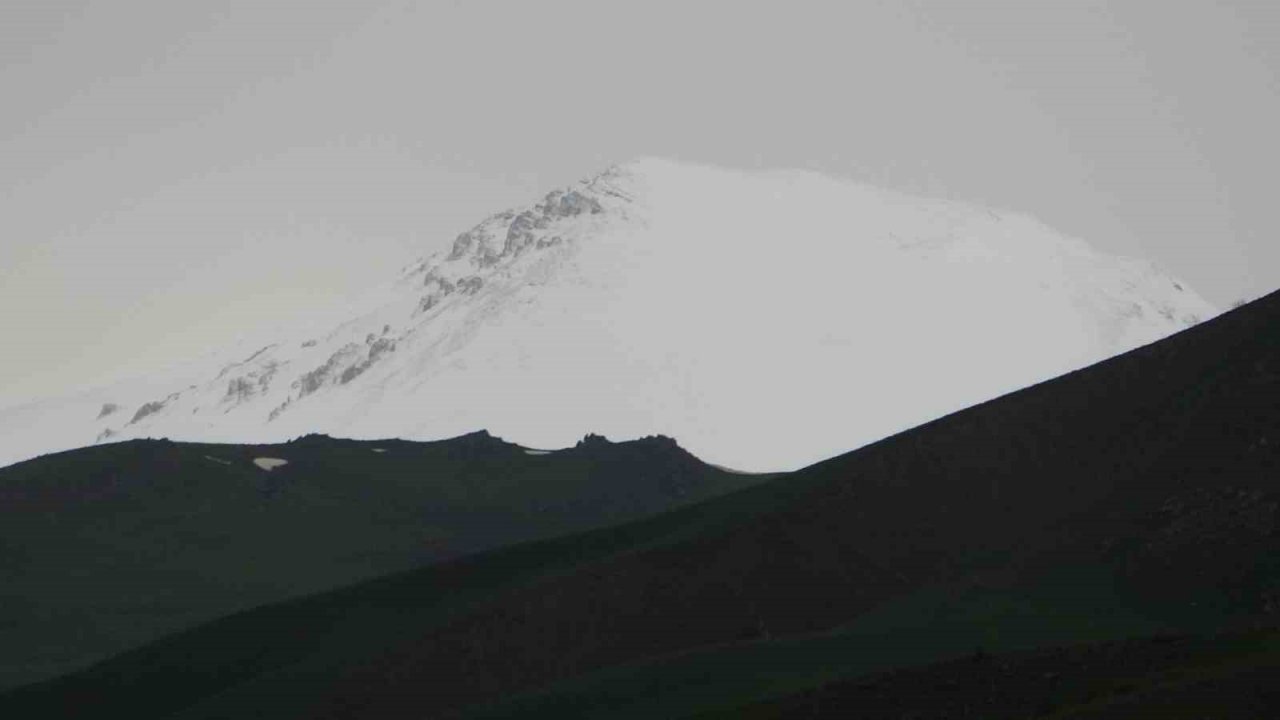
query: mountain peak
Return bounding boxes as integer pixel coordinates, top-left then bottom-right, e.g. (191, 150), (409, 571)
(0, 161), (1217, 472)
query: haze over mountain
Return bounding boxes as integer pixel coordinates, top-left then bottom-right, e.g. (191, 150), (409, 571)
(0, 158), (1213, 471)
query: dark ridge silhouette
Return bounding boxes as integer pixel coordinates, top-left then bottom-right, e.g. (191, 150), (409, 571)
(0, 430), (762, 691)
(2, 290), (1278, 718)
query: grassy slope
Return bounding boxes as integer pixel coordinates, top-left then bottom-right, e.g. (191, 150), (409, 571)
(2, 290), (1278, 718)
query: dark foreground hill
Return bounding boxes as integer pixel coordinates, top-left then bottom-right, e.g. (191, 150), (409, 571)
(3, 289), (1279, 718)
(727, 627), (1280, 718)
(0, 431), (762, 690)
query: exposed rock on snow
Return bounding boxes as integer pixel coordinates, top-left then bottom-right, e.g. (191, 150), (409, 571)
(129, 400), (168, 425)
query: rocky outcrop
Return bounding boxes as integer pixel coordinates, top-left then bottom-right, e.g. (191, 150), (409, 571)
(415, 179), (616, 319)
(224, 360), (280, 404)
(267, 398), (291, 423)
(226, 377), (255, 403)
(129, 400), (169, 425)
(408, 168), (625, 325)
(504, 190), (603, 256)
(215, 345), (276, 381)
(575, 433), (612, 449)
(296, 344), (362, 397)
(437, 180), (612, 274)
(339, 337), (396, 385)
(418, 270), (459, 314)
(290, 335), (399, 405)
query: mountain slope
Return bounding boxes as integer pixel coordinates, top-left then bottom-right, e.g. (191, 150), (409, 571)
(0, 158), (1213, 472)
(728, 628), (1280, 719)
(0, 432), (760, 691)
(5, 288), (1273, 719)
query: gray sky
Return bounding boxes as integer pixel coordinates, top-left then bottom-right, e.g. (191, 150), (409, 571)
(2, 0), (1277, 407)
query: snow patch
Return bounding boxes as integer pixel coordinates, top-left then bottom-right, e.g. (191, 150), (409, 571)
(253, 457), (289, 471)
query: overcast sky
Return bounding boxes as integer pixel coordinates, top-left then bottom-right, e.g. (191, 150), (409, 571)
(2, 0), (1277, 407)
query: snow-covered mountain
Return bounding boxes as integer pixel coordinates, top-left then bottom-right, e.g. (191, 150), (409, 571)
(0, 158), (1215, 471)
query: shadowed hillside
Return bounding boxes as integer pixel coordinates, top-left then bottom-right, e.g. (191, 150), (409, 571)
(720, 628), (1280, 718)
(2, 290), (1278, 718)
(0, 431), (762, 690)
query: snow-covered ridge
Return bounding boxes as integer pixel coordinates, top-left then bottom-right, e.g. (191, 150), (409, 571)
(0, 158), (1215, 471)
